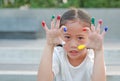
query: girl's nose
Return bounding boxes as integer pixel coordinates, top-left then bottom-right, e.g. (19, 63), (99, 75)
(70, 39), (78, 48)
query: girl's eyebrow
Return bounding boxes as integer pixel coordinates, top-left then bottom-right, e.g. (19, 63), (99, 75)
(76, 34), (85, 36)
(63, 33), (71, 35)
(64, 33), (85, 36)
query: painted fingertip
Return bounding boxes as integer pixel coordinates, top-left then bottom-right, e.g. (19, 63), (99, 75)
(91, 17), (95, 26)
(63, 27), (67, 32)
(83, 28), (87, 31)
(57, 15), (61, 20)
(77, 45), (86, 50)
(41, 21), (45, 27)
(98, 19), (103, 25)
(51, 15), (55, 20)
(104, 26), (108, 32)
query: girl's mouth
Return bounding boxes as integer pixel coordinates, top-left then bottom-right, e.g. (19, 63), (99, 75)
(69, 50), (79, 56)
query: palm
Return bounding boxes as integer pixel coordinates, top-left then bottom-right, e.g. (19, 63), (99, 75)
(41, 18), (63, 46)
(86, 24), (106, 50)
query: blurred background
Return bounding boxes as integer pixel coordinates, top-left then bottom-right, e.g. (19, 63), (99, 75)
(0, 0), (120, 81)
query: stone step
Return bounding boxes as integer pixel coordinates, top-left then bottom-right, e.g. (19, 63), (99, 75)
(0, 39), (119, 81)
(0, 64), (120, 75)
(0, 48), (120, 65)
(0, 71), (120, 81)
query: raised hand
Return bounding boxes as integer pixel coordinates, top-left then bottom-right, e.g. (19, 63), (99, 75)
(84, 22), (108, 51)
(41, 15), (63, 46)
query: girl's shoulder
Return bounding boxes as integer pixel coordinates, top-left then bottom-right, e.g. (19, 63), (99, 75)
(87, 49), (94, 62)
(53, 46), (65, 59)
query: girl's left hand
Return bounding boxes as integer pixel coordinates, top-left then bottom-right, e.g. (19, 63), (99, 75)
(85, 24), (107, 51)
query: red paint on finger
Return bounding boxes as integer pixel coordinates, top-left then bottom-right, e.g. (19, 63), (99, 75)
(98, 19), (103, 25)
(82, 28), (87, 31)
(57, 15), (61, 20)
(41, 21), (45, 27)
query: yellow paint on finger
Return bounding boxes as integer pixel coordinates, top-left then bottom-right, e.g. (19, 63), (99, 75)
(78, 45), (86, 50)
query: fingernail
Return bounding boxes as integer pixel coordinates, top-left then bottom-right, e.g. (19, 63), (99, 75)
(91, 17), (95, 26)
(42, 21), (45, 27)
(83, 28), (87, 31)
(63, 27), (67, 32)
(57, 15), (61, 20)
(98, 19), (103, 25)
(104, 26), (108, 32)
(51, 15), (55, 20)
(78, 45), (86, 50)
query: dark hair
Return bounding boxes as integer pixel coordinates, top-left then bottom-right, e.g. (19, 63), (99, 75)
(60, 8), (91, 27)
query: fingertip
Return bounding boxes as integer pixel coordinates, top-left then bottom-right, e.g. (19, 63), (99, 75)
(63, 27), (67, 32)
(91, 17), (95, 26)
(98, 19), (103, 25)
(83, 28), (87, 31)
(51, 15), (55, 20)
(82, 27), (91, 35)
(104, 26), (108, 32)
(57, 15), (61, 20)
(41, 21), (45, 27)
(60, 25), (67, 32)
(102, 26), (108, 37)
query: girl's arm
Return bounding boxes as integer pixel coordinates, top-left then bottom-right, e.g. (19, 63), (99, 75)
(37, 15), (62, 81)
(91, 48), (106, 81)
(85, 23), (107, 81)
(37, 44), (54, 81)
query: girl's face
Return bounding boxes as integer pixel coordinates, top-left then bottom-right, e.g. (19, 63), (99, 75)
(62, 20), (90, 60)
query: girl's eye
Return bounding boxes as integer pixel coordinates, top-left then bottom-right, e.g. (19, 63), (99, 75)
(64, 36), (70, 39)
(78, 37), (84, 40)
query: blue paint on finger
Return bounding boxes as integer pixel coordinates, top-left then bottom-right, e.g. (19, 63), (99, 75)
(104, 26), (108, 32)
(63, 27), (67, 32)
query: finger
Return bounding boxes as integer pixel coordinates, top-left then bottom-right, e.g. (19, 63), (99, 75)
(91, 17), (95, 26)
(56, 15), (61, 29)
(59, 25), (67, 35)
(101, 30), (106, 38)
(91, 24), (95, 32)
(61, 25), (67, 32)
(51, 15), (55, 21)
(51, 15), (55, 29)
(82, 27), (91, 34)
(96, 19), (103, 34)
(41, 21), (49, 31)
(101, 26), (108, 37)
(57, 25), (67, 41)
(96, 24), (101, 34)
(98, 19), (103, 25)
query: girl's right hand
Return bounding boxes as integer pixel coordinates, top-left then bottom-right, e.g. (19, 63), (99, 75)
(41, 15), (63, 46)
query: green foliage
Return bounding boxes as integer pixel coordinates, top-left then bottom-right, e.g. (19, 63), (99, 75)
(0, 0), (120, 8)
(30, 0), (57, 8)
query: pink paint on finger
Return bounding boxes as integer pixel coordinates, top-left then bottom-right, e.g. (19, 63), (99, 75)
(98, 19), (103, 25)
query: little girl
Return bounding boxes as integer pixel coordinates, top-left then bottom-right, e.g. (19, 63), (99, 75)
(38, 8), (106, 81)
